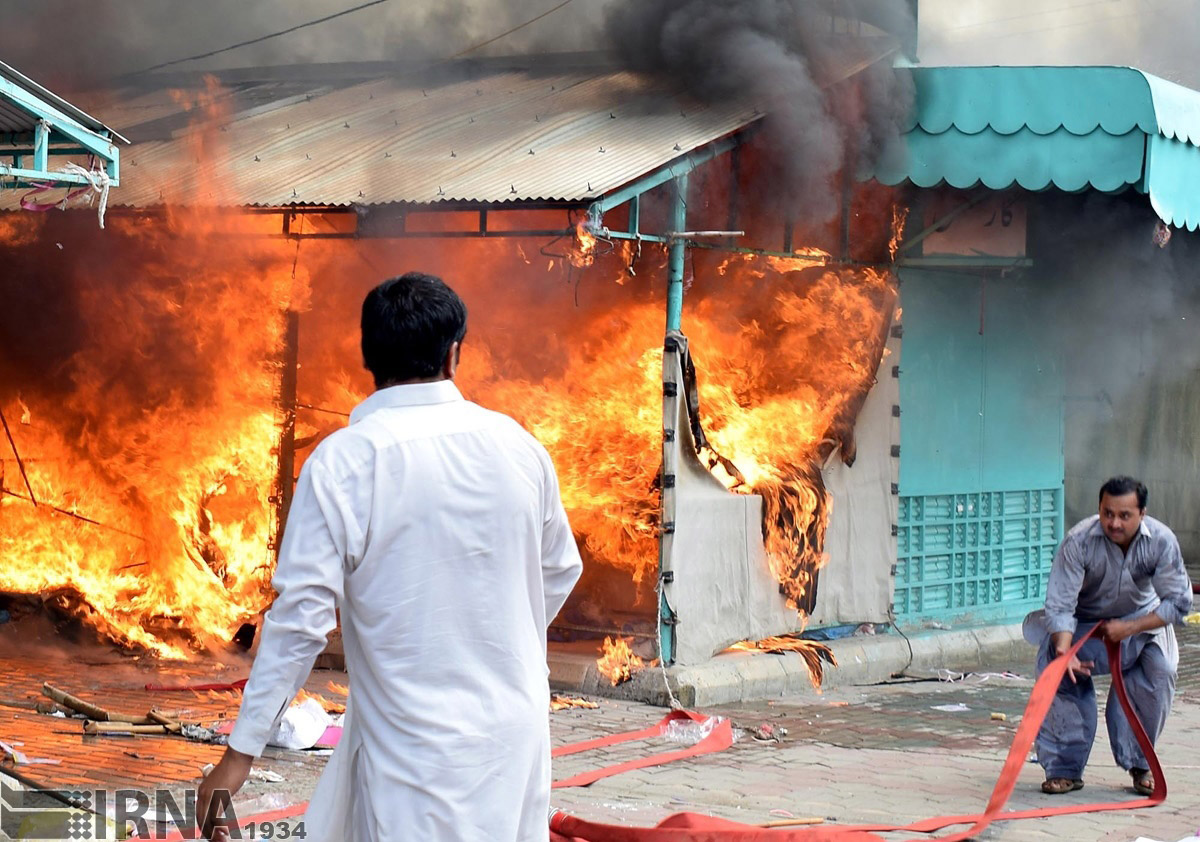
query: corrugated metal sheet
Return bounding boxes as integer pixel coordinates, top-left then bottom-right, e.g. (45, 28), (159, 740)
(1, 68), (759, 210)
(0, 97), (34, 134)
(872, 66), (1200, 231)
(0, 60), (126, 140)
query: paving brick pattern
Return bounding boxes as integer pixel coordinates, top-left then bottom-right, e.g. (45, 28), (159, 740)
(3, 622), (1199, 841)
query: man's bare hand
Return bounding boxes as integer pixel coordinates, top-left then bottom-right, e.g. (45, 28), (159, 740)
(1101, 618), (1140, 644)
(1055, 649), (1094, 684)
(196, 748), (253, 840)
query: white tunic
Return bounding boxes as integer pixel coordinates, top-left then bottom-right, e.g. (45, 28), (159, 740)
(228, 381), (583, 841)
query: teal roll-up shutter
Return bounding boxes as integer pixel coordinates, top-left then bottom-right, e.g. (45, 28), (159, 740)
(895, 270), (1064, 625)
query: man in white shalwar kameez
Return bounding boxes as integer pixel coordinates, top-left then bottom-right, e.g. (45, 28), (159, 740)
(197, 272), (583, 841)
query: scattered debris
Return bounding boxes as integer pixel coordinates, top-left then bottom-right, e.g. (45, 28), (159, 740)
(931, 703), (970, 713)
(43, 682), (129, 721)
(143, 678), (247, 692)
(747, 722), (787, 743)
(761, 817), (825, 828)
(1, 739), (61, 765)
(181, 724), (226, 744)
(84, 721), (174, 736)
(551, 693), (599, 711)
(937, 670), (1026, 683)
(250, 768), (285, 783)
(269, 697), (332, 750)
(662, 715), (725, 746)
(991, 712), (1008, 722)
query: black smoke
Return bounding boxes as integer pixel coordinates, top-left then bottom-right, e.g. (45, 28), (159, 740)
(604, 0), (915, 224)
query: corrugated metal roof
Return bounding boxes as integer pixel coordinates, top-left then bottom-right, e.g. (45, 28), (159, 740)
(0, 60), (126, 141)
(872, 66), (1200, 231)
(0, 97), (32, 134)
(2, 68), (759, 210)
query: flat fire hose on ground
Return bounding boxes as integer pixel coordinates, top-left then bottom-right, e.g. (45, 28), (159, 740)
(151, 623), (1164, 839)
(552, 710), (735, 789)
(549, 622), (1166, 841)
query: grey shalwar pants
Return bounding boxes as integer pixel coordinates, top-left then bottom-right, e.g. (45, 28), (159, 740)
(1035, 624), (1177, 780)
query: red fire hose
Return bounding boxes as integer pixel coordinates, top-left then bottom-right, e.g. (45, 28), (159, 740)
(152, 622), (1170, 840)
(549, 623), (1164, 841)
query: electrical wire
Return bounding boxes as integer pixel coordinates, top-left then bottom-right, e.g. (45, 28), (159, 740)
(450, 0), (577, 59)
(132, 0), (392, 74)
(887, 606), (915, 678)
(132, 0), (578, 77)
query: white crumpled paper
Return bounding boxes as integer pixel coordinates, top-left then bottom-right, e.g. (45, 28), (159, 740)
(268, 697), (332, 750)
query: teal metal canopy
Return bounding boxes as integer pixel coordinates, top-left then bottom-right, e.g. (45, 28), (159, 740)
(0, 60), (124, 191)
(873, 66), (1200, 231)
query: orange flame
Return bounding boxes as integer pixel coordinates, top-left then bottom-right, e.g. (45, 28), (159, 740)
(727, 636), (837, 690)
(596, 636), (646, 686)
(295, 688), (345, 715)
(550, 693), (599, 711)
(570, 219), (598, 268)
(0, 77), (897, 667)
(889, 205), (909, 262)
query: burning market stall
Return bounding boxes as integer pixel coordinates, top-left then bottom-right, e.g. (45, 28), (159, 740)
(0, 49), (907, 691)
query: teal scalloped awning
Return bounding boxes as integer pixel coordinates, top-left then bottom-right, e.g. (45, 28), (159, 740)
(872, 67), (1200, 231)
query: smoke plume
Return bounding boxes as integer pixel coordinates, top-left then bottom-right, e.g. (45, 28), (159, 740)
(1033, 192), (1200, 561)
(0, 0), (606, 88)
(604, 0), (914, 224)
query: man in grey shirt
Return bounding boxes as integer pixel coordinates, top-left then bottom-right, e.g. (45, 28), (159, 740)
(1025, 476), (1193, 796)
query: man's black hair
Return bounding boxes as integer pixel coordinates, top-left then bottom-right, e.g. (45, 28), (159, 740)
(361, 272), (467, 388)
(1098, 476), (1148, 510)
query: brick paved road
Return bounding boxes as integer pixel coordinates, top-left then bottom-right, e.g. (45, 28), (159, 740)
(550, 620), (1200, 842)
(3, 620), (1199, 840)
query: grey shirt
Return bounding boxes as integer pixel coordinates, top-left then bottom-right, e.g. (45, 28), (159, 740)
(1044, 514), (1193, 635)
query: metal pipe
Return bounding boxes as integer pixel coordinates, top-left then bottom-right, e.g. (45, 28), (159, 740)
(549, 622), (657, 641)
(0, 405), (36, 506)
(667, 230), (744, 239)
(666, 174), (688, 332)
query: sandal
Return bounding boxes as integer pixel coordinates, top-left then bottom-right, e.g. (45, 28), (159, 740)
(1041, 777), (1085, 794)
(1131, 768), (1154, 796)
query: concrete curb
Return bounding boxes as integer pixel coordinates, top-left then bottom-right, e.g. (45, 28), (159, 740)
(548, 623), (1031, 708)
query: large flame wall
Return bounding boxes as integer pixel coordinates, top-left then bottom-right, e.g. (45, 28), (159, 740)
(0, 209), (894, 657)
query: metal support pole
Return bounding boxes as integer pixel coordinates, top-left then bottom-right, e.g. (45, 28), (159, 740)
(32, 120), (48, 174)
(660, 176), (688, 664)
(273, 310), (300, 553)
(665, 174), (688, 332)
(725, 146), (741, 249)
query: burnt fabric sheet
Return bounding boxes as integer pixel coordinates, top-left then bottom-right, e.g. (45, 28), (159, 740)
(810, 326), (899, 627)
(661, 335), (798, 666)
